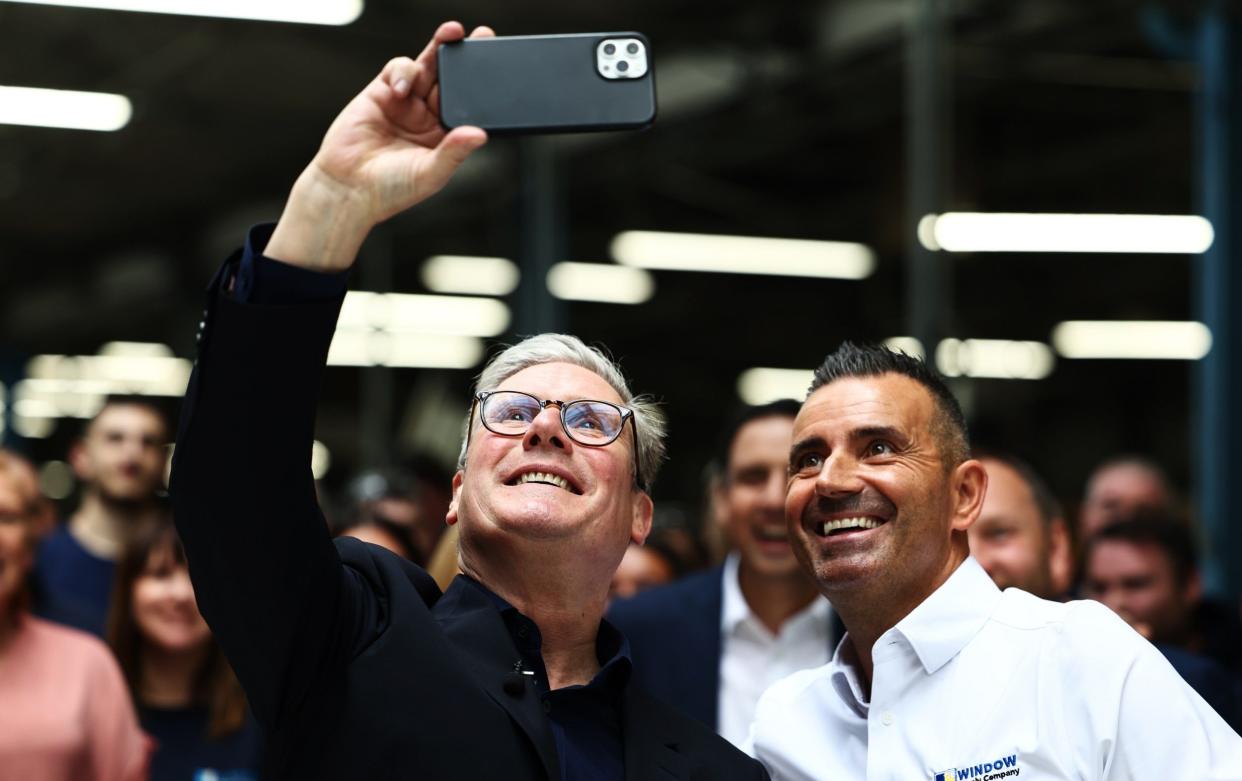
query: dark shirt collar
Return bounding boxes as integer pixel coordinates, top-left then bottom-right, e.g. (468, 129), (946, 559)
(457, 574), (632, 695)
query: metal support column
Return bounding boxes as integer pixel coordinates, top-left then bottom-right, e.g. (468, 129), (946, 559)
(905, 0), (952, 356)
(515, 138), (567, 336)
(1194, 8), (1242, 597)
(359, 230), (395, 469)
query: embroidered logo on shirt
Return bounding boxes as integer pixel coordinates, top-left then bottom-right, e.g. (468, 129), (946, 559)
(934, 754), (1020, 781)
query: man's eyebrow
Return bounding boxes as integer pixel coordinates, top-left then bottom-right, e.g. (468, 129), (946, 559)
(789, 435), (827, 461)
(851, 425), (906, 444)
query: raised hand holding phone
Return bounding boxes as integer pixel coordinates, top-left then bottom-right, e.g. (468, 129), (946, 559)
(266, 21), (493, 274)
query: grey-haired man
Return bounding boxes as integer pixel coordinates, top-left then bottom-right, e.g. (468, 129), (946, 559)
(170, 20), (765, 781)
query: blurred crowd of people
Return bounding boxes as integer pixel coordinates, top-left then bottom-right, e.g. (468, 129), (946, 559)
(1, 386), (1239, 778)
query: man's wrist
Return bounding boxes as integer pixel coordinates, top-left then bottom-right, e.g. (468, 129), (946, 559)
(266, 164), (375, 273)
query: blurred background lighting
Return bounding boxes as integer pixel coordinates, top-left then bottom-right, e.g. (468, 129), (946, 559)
(0, 85), (131, 132)
(919, 213), (1215, 254)
(935, 339), (1056, 380)
(883, 336), (926, 360)
(337, 291), (509, 337)
(546, 262), (655, 304)
(737, 367), (814, 405)
(1052, 321), (1213, 360)
(311, 440), (331, 481)
(38, 460), (75, 500)
(611, 231), (876, 279)
(421, 255), (520, 296)
(0, 0), (364, 25)
(327, 331), (484, 369)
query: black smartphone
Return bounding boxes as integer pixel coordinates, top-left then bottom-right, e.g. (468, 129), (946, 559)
(437, 32), (656, 134)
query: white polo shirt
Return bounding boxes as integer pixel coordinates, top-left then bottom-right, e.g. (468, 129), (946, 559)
(717, 552), (833, 747)
(747, 556), (1242, 780)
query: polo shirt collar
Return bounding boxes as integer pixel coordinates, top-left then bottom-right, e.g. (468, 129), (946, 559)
(891, 556), (1003, 674)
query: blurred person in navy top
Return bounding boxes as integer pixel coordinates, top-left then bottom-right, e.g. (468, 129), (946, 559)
(109, 517), (261, 781)
(169, 21), (767, 781)
(35, 396), (169, 636)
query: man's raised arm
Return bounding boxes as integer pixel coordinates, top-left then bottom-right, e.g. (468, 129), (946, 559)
(168, 22), (489, 734)
(266, 21), (489, 272)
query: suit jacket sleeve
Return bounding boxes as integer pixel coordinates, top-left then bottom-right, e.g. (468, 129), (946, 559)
(169, 257), (379, 734)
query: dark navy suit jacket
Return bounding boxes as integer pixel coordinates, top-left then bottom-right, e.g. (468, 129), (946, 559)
(608, 566), (842, 731)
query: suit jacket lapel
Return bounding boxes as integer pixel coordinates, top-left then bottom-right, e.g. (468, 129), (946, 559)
(622, 688), (689, 781)
(435, 578), (561, 780)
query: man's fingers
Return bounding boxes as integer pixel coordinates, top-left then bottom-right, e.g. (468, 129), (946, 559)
(468, 25), (496, 39)
(420, 126), (487, 192)
(381, 57), (419, 98)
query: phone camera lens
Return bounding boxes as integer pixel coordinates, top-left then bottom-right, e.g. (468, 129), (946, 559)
(603, 43), (616, 55)
(617, 60), (629, 73)
(627, 42), (639, 54)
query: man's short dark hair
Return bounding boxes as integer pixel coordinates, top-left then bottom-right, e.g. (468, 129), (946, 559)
(713, 399), (802, 480)
(808, 342), (970, 466)
(974, 449), (1063, 526)
(86, 395), (171, 442)
(1084, 512), (1198, 585)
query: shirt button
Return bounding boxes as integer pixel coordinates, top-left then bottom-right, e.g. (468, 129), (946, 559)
(542, 701), (552, 714)
(881, 711), (894, 726)
(517, 625), (529, 639)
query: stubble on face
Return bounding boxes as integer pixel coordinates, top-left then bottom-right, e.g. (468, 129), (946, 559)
(784, 375), (969, 614)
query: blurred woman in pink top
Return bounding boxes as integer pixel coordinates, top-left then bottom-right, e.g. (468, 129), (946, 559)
(0, 448), (150, 781)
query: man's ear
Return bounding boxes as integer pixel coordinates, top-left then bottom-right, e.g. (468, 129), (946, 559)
(630, 490), (654, 545)
(1047, 517), (1073, 596)
(445, 470), (464, 526)
(950, 459), (988, 532)
(710, 473), (729, 532)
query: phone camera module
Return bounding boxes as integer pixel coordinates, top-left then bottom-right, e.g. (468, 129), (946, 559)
(597, 38), (648, 80)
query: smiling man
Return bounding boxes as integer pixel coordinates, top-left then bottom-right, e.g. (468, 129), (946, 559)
(747, 343), (1242, 780)
(169, 21), (765, 781)
(609, 400), (836, 746)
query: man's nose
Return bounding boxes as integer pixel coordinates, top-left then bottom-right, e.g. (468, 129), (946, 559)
(760, 472), (786, 510)
(814, 453), (864, 497)
(523, 406), (568, 450)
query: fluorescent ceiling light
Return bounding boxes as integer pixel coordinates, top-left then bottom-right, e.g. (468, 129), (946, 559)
(611, 231), (875, 279)
(1, 0), (363, 25)
(546, 263), (655, 304)
(338, 291), (509, 337)
(422, 255), (520, 297)
(0, 85), (131, 132)
(936, 339), (1055, 380)
(327, 331), (484, 369)
(25, 353), (191, 396)
(883, 336), (926, 361)
(919, 213), (1214, 254)
(1052, 321), (1212, 360)
(737, 368), (814, 405)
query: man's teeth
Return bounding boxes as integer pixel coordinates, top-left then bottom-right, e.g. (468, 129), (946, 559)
(516, 472), (571, 491)
(817, 517), (881, 535)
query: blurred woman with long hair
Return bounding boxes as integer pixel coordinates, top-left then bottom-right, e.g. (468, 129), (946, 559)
(109, 517), (262, 781)
(0, 448), (150, 781)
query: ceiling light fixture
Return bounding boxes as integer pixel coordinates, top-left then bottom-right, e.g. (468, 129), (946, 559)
(1, 0), (363, 25)
(612, 231), (875, 279)
(421, 255), (520, 297)
(1051, 321), (1212, 360)
(919, 213), (1214, 254)
(546, 262), (655, 304)
(0, 85), (131, 132)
